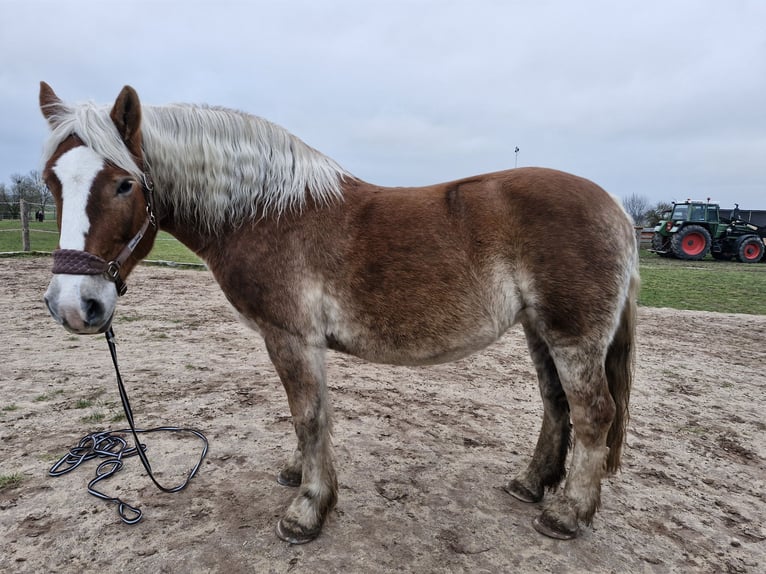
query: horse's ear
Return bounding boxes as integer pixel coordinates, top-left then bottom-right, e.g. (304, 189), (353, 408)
(39, 81), (64, 127)
(110, 85), (143, 159)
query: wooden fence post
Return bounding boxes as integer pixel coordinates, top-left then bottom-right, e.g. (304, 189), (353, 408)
(20, 199), (30, 251)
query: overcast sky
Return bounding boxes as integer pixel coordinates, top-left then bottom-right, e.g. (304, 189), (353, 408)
(1, 0), (764, 209)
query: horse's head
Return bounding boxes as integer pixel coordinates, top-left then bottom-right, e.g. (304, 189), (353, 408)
(39, 82), (158, 334)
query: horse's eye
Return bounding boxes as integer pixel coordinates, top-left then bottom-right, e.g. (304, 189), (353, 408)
(117, 180), (134, 195)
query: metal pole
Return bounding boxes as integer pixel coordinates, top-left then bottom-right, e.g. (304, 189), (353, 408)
(514, 146), (520, 168)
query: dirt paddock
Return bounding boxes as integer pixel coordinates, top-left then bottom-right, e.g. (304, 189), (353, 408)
(1, 258), (764, 573)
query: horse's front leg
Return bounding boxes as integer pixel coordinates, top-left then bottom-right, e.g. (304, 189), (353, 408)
(277, 446), (303, 487)
(264, 330), (337, 544)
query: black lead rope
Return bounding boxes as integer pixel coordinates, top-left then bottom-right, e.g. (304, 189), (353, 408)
(49, 327), (209, 524)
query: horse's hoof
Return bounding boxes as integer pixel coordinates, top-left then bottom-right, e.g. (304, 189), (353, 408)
(503, 479), (543, 503)
(277, 469), (301, 487)
(276, 518), (321, 545)
(532, 514), (578, 540)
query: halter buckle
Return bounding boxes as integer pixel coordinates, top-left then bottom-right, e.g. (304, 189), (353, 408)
(105, 261), (128, 296)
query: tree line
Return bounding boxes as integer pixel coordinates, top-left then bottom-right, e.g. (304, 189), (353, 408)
(622, 193), (672, 227)
(0, 170), (53, 220)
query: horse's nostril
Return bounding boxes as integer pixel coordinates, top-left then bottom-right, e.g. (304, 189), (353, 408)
(83, 298), (104, 325)
(44, 294), (60, 322)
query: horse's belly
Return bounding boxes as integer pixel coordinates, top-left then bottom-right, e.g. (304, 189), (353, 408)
(328, 316), (509, 367)
(371, 336), (502, 366)
(325, 272), (522, 366)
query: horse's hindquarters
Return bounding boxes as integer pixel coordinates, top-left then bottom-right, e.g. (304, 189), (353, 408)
(44, 274), (117, 334)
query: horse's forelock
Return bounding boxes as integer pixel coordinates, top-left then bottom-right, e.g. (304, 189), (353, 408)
(42, 101), (142, 180)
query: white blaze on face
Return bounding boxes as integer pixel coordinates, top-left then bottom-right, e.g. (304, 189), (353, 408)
(53, 146), (105, 249)
(45, 145), (117, 334)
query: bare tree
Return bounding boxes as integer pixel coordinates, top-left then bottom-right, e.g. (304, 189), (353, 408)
(10, 171), (51, 220)
(645, 201), (674, 227)
(622, 193), (650, 226)
(0, 182), (12, 219)
(29, 170), (52, 212)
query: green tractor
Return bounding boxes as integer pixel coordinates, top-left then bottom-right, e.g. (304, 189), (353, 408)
(650, 200), (766, 263)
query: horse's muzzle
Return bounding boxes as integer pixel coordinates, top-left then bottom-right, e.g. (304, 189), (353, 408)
(44, 274), (117, 335)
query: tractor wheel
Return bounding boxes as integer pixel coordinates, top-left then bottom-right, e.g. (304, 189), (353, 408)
(651, 233), (672, 257)
(671, 225), (711, 260)
(736, 235), (764, 263)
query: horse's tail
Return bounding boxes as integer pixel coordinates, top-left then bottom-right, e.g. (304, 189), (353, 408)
(605, 268), (639, 473)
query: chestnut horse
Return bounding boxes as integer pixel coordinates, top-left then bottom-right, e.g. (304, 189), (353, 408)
(39, 82), (639, 544)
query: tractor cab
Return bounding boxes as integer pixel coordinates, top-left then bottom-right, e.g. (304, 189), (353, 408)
(669, 202), (718, 224)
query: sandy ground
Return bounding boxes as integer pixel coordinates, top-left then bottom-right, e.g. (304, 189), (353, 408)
(1, 257), (764, 573)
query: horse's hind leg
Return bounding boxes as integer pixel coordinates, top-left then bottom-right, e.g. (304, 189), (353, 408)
(534, 345), (615, 539)
(505, 321), (571, 503)
(263, 332), (337, 544)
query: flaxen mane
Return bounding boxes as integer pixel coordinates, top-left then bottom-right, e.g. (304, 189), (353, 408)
(41, 101), (351, 232)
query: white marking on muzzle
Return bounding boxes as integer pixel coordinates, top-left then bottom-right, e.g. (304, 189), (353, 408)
(45, 274), (117, 334)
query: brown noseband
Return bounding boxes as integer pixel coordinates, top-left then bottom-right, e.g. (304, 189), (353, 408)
(51, 174), (156, 297)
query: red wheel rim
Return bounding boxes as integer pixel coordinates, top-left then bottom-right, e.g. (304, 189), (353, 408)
(743, 243), (762, 261)
(682, 232), (706, 256)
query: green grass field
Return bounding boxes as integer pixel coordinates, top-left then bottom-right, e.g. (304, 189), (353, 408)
(0, 220), (60, 252)
(637, 250), (765, 315)
(0, 219), (201, 264)
(2, 220), (764, 314)
(147, 232), (202, 264)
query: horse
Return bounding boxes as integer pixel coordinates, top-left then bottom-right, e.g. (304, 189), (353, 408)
(38, 82), (639, 544)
